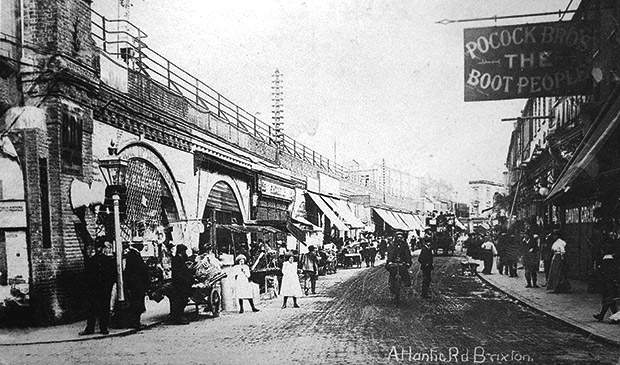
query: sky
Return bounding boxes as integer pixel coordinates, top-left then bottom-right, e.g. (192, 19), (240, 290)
(92, 0), (578, 197)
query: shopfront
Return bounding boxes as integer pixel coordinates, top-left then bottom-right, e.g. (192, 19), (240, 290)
(306, 191), (349, 246)
(194, 151), (252, 261)
(545, 87), (620, 281)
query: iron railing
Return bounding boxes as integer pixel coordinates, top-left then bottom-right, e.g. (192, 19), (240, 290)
(90, 9), (347, 177)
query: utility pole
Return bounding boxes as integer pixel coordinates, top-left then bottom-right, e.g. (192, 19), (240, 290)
(271, 69), (284, 164)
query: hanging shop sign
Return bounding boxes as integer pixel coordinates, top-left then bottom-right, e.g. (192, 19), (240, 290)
(0, 201), (27, 228)
(464, 21), (593, 102)
(258, 178), (295, 201)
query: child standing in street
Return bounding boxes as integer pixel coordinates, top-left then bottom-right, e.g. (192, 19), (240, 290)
(280, 255), (302, 308)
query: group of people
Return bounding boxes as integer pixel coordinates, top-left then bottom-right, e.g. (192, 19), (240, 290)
(465, 229), (572, 293)
(79, 237), (150, 335)
(79, 230), (434, 335)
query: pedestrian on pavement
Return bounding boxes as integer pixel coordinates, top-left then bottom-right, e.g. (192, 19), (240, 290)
(386, 231), (412, 294)
(299, 245), (319, 295)
(280, 255), (302, 308)
(79, 238), (116, 336)
(495, 231), (509, 275)
(541, 232), (554, 285)
(522, 231), (540, 288)
(168, 244), (193, 325)
(233, 254), (259, 313)
(418, 238), (434, 298)
(123, 237), (150, 329)
(546, 230), (572, 293)
(593, 253), (619, 322)
(504, 230), (520, 277)
(480, 237), (497, 274)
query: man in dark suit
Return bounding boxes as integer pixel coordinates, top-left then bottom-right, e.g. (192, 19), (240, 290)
(124, 238), (149, 329)
(79, 238), (116, 335)
(418, 238), (434, 298)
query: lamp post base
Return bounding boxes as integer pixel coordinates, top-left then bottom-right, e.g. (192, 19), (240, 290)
(109, 300), (131, 329)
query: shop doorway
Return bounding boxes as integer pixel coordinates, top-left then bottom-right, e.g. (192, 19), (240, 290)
(200, 181), (246, 257)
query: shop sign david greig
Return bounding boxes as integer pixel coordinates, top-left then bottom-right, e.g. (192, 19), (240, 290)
(464, 21), (593, 102)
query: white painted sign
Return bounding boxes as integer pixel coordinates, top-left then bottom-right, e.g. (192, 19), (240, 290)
(258, 178), (294, 201)
(0, 201), (26, 228)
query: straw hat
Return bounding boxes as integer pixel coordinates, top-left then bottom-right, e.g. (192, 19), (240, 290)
(235, 254), (246, 263)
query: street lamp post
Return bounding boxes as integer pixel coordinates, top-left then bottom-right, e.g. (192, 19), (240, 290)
(112, 193), (124, 301)
(99, 157), (129, 304)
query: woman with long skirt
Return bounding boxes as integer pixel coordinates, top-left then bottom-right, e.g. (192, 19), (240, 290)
(546, 231), (572, 293)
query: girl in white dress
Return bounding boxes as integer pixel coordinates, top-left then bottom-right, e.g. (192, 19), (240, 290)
(233, 255), (259, 313)
(280, 255), (302, 308)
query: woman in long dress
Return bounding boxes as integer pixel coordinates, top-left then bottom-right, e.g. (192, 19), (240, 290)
(280, 255), (302, 308)
(233, 255), (259, 313)
(546, 232), (572, 293)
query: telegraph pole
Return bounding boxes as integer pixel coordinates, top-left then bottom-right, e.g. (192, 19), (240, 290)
(271, 69), (284, 164)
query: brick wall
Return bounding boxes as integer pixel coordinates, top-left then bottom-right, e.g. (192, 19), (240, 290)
(14, 0), (98, 325)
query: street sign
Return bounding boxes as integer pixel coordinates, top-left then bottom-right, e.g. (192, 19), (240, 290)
(464, 21), (593, 101)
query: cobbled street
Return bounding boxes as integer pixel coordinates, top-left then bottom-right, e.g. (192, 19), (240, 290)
(2, 257), (619, 365)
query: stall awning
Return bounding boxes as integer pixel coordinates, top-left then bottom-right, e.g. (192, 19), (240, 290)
(372, 208), (409, 231)
(547, 91), (620, 200)
(306, 192), (348, 231)
(322, 196), (365, 229)
(455, 218), (467, 230)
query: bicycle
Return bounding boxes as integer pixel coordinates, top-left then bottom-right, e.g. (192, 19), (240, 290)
(385, 262), (411, 305)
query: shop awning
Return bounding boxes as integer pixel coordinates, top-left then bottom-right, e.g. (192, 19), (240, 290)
(217, 223), (282, 234)
(455, 218), (467, 230)
(372, 208), (409, 231)
(547, 91), (620, 200)
(399, 213), (424, 231)
(413, 215), (426, 230)
(286, 221), (306, 243)
(322, 196), (365, 229)
(306, 192), (348, 231)
(291, 216), (322, 231)
(392, 212), (413, 230)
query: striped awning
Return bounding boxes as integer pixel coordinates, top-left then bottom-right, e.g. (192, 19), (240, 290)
(373, 208), (409, 231)
(322, 196), (365, 229)
(306, 192), (348, 231)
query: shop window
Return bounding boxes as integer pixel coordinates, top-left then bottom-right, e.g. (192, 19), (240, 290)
(61, 111), (83, 174)
(39, 158), (51, 248)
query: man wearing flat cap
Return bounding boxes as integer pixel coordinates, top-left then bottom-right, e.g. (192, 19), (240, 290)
(386, 231), (412, 293)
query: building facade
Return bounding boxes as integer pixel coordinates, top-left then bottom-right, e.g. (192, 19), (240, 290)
(504, 0), (620, 281)
(0, 0), (434, 325)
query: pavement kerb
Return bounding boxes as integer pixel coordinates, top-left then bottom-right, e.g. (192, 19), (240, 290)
(476, 272), (620, 348)
(0, 319), (166, 347)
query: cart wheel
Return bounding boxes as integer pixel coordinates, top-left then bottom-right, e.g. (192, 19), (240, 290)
(210, 290), (221, 317)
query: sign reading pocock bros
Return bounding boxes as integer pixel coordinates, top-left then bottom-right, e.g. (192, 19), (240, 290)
(464, 21), (593, 102)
